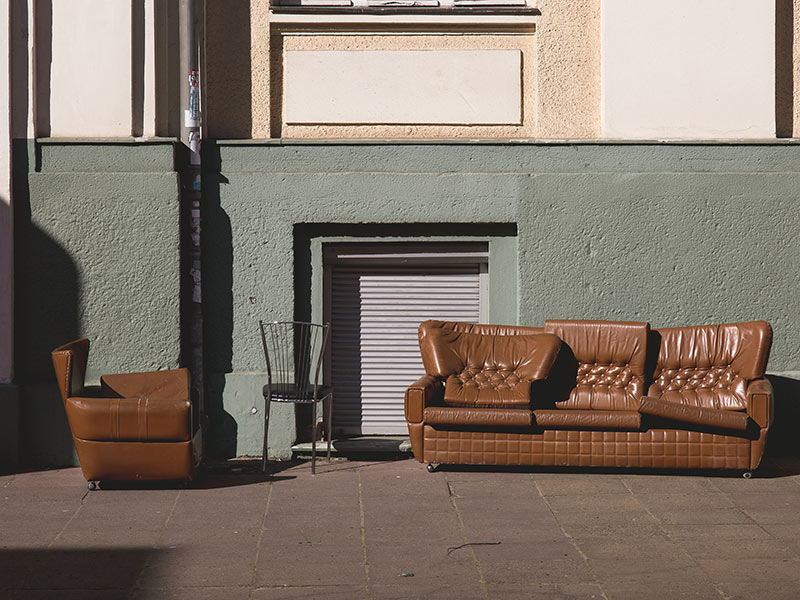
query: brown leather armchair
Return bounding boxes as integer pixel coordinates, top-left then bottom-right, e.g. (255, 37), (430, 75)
(52, 338), (202, 488)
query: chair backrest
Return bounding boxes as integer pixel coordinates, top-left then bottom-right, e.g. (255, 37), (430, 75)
(259, 321), (330, 397)
(51, 338), (90, 403)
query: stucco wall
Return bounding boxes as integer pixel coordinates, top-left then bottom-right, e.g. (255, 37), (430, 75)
(14, 141), (182, 466)
(536, 0), (600, 138)
(206, 0), (601, 139)
(204, 0), (800, 140)
(203, 141), (800, 457)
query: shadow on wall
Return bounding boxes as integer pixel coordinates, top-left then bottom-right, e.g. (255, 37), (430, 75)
(12, 141), (80, 467)
(766, 375), (800, 456)
(200, 147), (237, 458)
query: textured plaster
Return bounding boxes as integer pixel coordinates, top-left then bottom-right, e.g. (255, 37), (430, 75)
(202, 142), (800, 457)
(15, 142), (181, 466)
(534, 0), (600, 138)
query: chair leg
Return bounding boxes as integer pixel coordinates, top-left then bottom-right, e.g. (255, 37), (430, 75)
(311, 409), (319, 475)
(326, 394), (333, 462)
(262, 397), (272, 474)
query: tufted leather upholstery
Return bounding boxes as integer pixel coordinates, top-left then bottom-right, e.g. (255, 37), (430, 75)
(543, 320), (649, 411)
(406, 319), (774, 474)
(52, 338), (201, 484)
(650, 321), (772, 411)
(418, 322), (561, 408)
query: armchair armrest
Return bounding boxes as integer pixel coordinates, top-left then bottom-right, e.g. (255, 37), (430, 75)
(100, 368), (190, 400)
(747, 378), (774, 429)
(404, 374), (443, 424)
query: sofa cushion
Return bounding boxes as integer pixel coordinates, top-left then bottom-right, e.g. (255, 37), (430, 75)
(533, 410), (641, 430)
(639, 396), (748, 431)
(424, 406), (532, 427)
(650, 321), (772, 411)
(428, 330), (561, 407)
(543, 320), (649, 411)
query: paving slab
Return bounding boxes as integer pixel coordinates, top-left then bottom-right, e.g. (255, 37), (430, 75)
(2, 458), (800, 599)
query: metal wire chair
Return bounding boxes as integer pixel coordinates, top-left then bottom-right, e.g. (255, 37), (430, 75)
(259, 320), (333, 474)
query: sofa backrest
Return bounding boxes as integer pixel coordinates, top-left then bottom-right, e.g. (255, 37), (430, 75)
(543, 320), (649, 411)
(418, 320), (561, 407)
(419, 320), (545, 377)
(650, 321), (772, 410)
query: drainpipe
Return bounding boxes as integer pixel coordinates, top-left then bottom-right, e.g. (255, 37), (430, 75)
(179, 0), (204, 426)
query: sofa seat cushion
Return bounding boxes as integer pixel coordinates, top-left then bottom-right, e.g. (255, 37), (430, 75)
(424, 406), (532, 427)
(639, 396), (748, 431)
(65, 396), (191, 442)
(533, 409), (641, 430)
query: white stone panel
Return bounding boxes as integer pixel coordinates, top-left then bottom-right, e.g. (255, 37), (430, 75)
(283, 50), (522, 125)
(49, 0), (132, 137)
(602, 0), (775, 139)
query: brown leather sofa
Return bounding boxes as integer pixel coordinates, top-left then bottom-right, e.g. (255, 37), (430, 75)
(52, 339), (202, 487)
(405, 319), (773, 474)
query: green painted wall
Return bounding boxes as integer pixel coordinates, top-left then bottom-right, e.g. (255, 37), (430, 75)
(14, 140), (182, 467)
(204, 141), (800, 458)
(14, 140), (800, 465)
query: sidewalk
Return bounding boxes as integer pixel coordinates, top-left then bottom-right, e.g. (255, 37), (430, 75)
(2, 456), (800, 600)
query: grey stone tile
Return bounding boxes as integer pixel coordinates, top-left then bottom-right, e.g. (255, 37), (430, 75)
(621, 476), (717, 495)
(131, 587), (252, 600)
(535, 477), (630, 497)
(572, 535), (685, 561)
(662, 523), (772, 540)
(137, 541), (259, 589)
(254, 541), (366, 587)
(252, 585), (368, 600)
(677, 537), (796, 560)
(646, 507), (752, 526)
(486, 582), (606, 599)
(471, 540), (594, 584)
(715, 581), (800, 600)
(696, 557), (800, 584)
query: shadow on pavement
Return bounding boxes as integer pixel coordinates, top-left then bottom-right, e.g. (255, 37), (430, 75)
(0, 547), (159, 593)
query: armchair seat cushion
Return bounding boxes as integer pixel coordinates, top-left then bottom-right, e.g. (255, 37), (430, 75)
(65, 395), (191, 442)
(639, 396), (748, 431)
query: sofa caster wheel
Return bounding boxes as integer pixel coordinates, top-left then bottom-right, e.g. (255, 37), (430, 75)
(742, 471), (753, 479)
(87, 481), (98, 491)
(426, 463), (436, 473)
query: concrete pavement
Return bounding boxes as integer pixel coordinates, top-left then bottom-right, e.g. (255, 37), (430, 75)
(2, 457), (800, 599)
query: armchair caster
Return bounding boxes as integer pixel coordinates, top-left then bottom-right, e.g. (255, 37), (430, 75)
(426, 463), (437, 473)
(742, 471), (753, 479)
(87, 481), (99, 491)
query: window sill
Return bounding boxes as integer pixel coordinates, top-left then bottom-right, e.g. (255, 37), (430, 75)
(269, 6), (539, 24)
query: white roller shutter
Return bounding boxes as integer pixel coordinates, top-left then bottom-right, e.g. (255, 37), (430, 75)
(329, 265), (483, 435)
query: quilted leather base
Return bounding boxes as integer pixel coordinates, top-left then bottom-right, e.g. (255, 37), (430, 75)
(422, 426), (752, 470)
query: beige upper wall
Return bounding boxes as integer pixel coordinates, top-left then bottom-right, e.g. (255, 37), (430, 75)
(24, 0), (800, 139)
(536, 0), (601, 138)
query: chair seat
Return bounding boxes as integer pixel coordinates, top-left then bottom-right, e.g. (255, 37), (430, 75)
(263, 383), (333, 403)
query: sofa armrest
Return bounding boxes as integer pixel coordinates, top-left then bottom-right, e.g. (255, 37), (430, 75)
(404, 375), (443, 424)
(747, 378), (774, 429)
(100, 368), (190, 400)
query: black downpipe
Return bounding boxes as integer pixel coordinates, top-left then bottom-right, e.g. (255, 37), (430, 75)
(179, 0), (204, 430)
